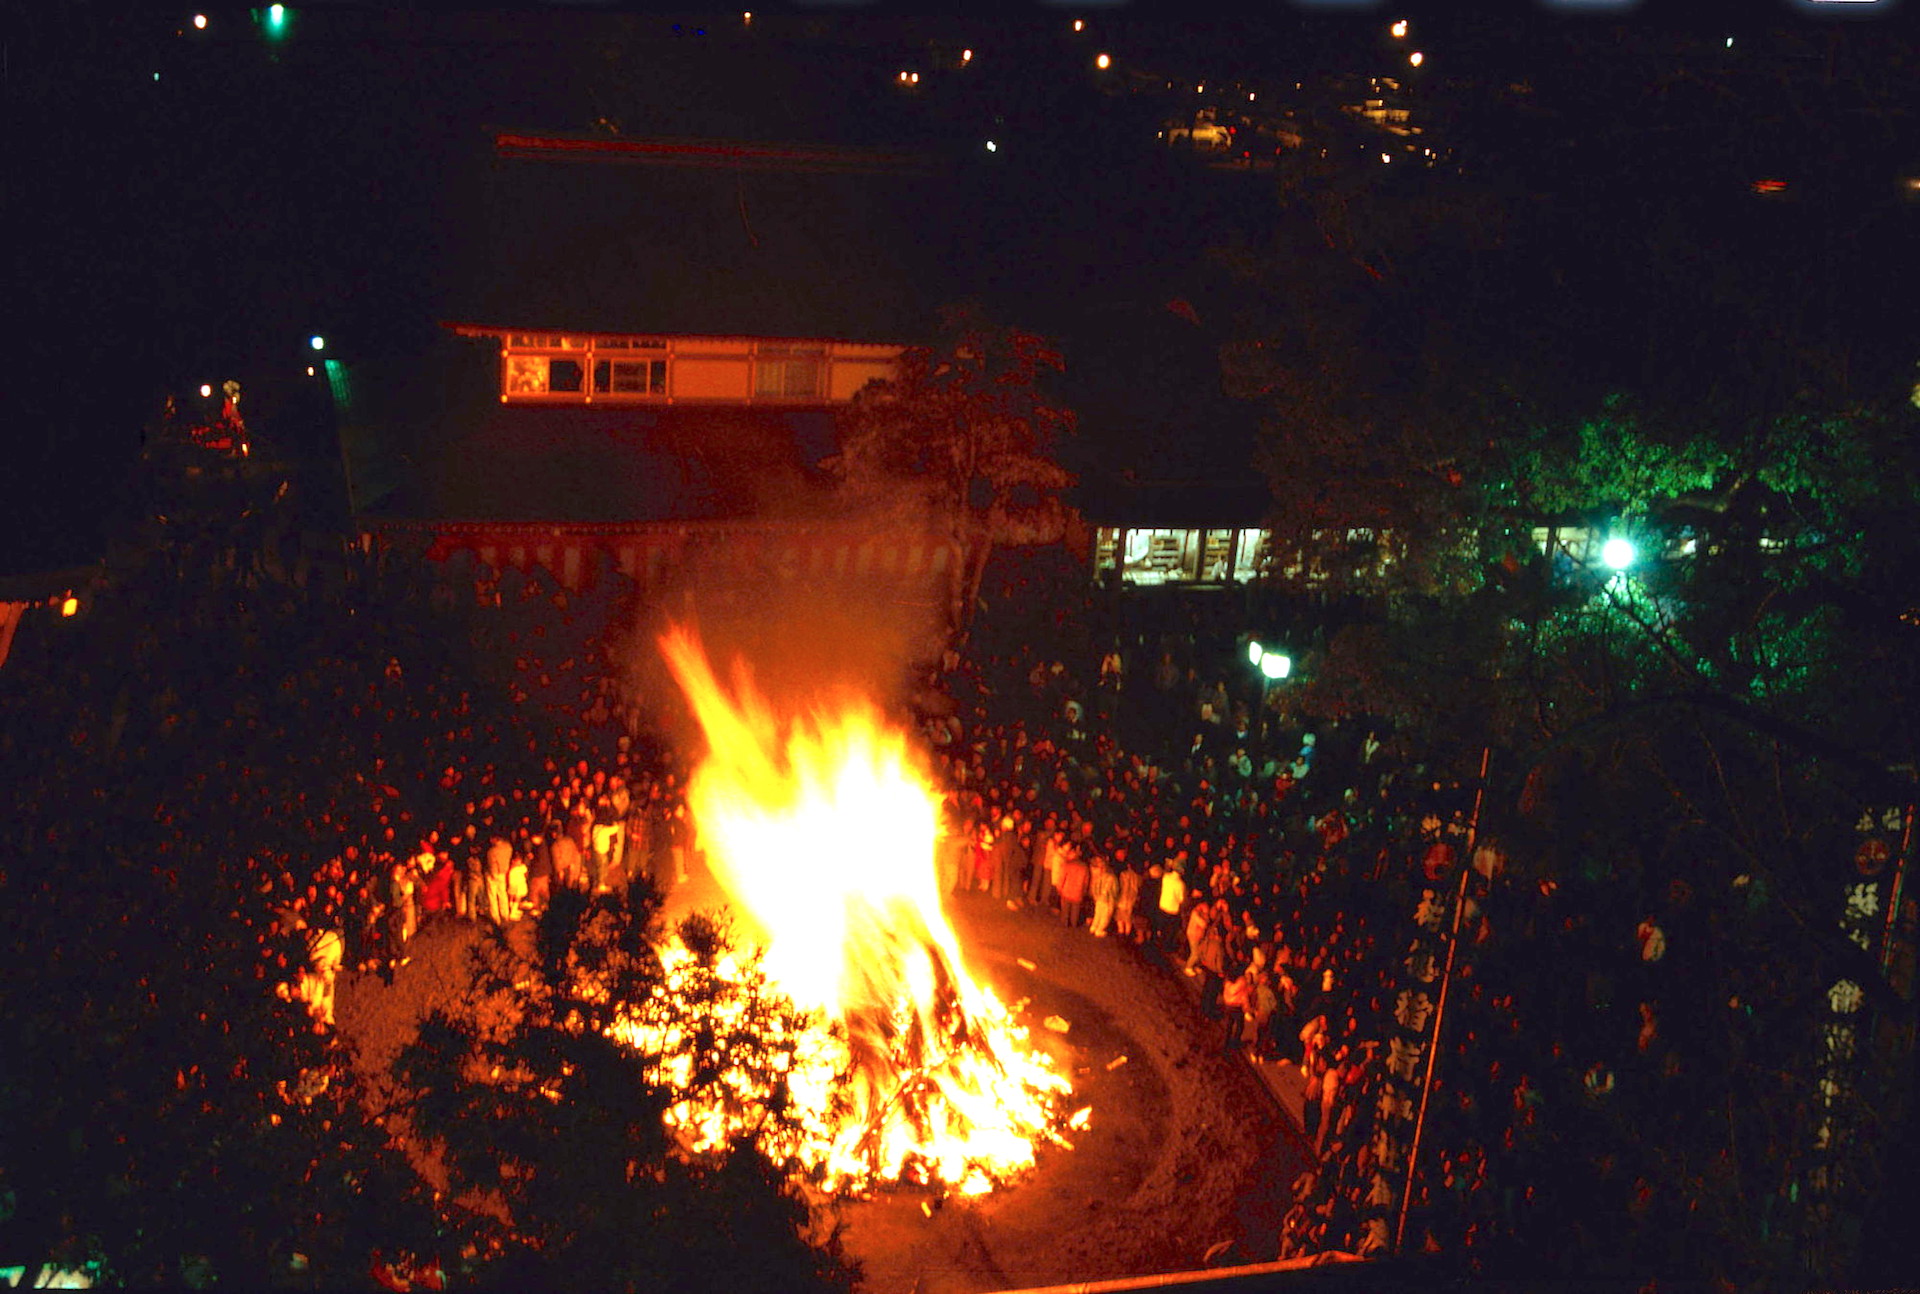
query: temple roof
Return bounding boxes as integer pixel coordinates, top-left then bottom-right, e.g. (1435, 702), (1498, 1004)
(440, 135), (958, 345)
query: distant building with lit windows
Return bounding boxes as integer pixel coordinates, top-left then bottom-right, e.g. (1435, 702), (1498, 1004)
(1083, 481), (1274, 589)
(1092, 526), (1274, 586)
(349, 134), (966, 616)
(454, 325), (904, 409)
(341, 127), (1287, 620)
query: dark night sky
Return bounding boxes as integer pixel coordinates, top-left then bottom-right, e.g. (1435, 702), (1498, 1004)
(7, 1), (1915, 574)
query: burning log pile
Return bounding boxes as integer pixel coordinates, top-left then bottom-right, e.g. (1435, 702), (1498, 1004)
(622, 626), (1075, 1198)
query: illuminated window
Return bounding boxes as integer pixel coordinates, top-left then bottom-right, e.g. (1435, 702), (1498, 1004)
(1120, 528), (1202, 584)
(506, 356), (552, 394)
(503, 356), (584, 394)
(1233, 529), (1271, 582)
(755, 347), (825, 399)
(1202, 529), (1235, 581)
(594, 358), (667, 396)
(504, 335), (665, 400)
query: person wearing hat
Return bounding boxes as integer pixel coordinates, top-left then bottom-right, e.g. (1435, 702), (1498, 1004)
(1290, 733), (1316, 781)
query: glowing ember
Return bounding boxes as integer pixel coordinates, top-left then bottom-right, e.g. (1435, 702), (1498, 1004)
(652, 625), (1073, 1196)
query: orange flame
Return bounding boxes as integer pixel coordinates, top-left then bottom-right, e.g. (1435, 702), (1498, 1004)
(657, 625), (1071, 1195)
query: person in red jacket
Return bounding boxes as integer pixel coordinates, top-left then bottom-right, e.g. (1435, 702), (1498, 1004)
(1056, 843), (1091, 929)
(417, 849), (454, 925)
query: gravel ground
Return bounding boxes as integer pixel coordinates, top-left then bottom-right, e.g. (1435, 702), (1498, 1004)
(832, 891), (1306, 1294)
(332, 871), (1307, 1293)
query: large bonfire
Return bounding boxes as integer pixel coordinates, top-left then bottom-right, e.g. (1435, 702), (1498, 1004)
(627, 625), (1073, 1197)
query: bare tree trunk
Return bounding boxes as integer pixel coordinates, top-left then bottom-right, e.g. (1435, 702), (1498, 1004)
(954, 517), (994, 635)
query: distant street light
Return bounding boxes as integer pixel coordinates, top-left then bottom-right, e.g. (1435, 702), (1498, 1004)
(1409, 50), (1425, 67)
(1248, 639), (1291, 679)
(309, 335), (326, 351)
(1391, 19), (1409, 38)
(985, 140), (998, 152)
(193, 13), (207, 29)
(1601, 536), (1637, 572)
(199, 383), (213, 398)
(1095, 52), (1111, 70)
(1249, 641), (1292, 744)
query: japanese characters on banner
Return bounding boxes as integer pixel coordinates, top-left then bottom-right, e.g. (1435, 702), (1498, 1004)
(1811, 806), (1909, 1177)
(1366, 813), (1482, 1237)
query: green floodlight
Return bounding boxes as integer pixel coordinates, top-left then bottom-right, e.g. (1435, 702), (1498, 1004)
(1248, 640), (1265, 667)
(263, 4), (287, 37)
(1261, 651), (1291, 680)
(322, 358), (351, 409)
(1601, 536), (1637, 572)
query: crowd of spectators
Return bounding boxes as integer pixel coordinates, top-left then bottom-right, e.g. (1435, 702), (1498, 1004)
(0, 457), (706, 1039)
(0, 453), (1821, 1283)
(907, 562), (1789, 1279)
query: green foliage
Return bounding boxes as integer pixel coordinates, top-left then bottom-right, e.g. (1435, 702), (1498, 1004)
(1219, 36), (1920, 1282)
(392, 898), (855, 1293)
(1235, 169), (1917, 1276)
(0, 478), (442, 1286)
(1496, 396), (1732, 518)
(624, 911), (842, 1178)
(831, 304), (1077, 546)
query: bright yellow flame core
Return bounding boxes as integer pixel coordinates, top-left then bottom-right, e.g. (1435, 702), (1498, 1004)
(655, 626), (1072, 1195)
